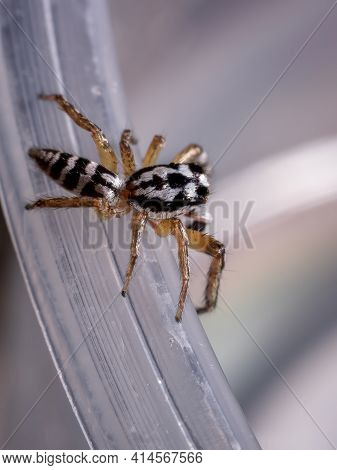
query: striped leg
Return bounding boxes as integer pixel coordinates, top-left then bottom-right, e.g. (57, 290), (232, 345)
(119, 129), (137, 178)
(150, 219), (190, 322)
(186, 229), (225, 314)
(121, 211), (147, 297)
(39, 94), (118, 173)
(142, 135), (166, 167)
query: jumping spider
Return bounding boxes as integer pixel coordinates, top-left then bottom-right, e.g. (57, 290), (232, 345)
(26, 94), (225, 321)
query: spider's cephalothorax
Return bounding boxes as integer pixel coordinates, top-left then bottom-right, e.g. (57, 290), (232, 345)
(126, 163), (209, 219)
(26, 94), (225, 321)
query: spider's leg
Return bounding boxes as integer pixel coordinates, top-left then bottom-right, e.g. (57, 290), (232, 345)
(184, 204), (212, 233)
(26, 196), (102, 210)
(25, 196), (128, 219)
(173, 220), (190, 322)
(39, 94), (118, 173)
(142, 135), (166, 167)
(120, 129), (137, 178)
(171, 143), (207, 166)
(121, 210), (147, 297)
(186, 229), (225, 314)
(149, 219), (190, 322)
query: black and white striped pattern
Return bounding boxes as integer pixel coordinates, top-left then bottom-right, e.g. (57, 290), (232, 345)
(29, 148), (122, 203)
(126, 163), (210, 219)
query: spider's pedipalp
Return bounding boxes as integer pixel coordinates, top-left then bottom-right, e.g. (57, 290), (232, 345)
(184, 204), (212, 233)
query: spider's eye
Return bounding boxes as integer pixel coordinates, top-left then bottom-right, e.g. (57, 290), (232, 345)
(196, 185), (208, 198)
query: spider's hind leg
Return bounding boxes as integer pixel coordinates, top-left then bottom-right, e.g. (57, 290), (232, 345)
(25, 196), (102, 210)
(25, 196), (128, 220)
(39, 94), (118, 173)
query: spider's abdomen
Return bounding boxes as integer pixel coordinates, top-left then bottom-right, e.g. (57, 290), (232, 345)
(126, 163), (209, 219)
(29, 148), (122, 202)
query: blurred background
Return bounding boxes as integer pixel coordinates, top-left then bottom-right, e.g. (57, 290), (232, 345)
(1, 0), (337, 449)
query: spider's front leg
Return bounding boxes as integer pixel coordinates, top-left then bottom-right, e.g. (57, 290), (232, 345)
(174, 220), (190, 321)
(186, 229), (225, 314)
(39, 94), (118, 173)
(121, 211), (147, 297)
(150, 219), (190, 322)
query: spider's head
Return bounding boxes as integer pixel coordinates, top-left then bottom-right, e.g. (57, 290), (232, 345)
(125, 163), (209, 219)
